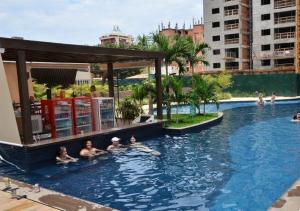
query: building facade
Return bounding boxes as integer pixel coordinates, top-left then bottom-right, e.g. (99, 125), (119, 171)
(204, 0), (299, 73)
(100, 26), (133, 47)
(159, 21), (205, 74)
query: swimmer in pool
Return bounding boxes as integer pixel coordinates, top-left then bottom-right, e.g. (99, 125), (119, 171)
(80, 140), (108, 158)
(56, 146), (78, 164)
(107, 137), (124, 152)
(292, 112), (300, 122)
(129, 136), (161, 156)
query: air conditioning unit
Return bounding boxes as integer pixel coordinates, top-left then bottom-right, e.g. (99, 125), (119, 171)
(31, 115), (43, 134)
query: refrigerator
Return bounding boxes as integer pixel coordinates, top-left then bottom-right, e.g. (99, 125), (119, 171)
(92, 97), (115, 131)
(41, 98), (74, 139)
(72, 97), (93, 135)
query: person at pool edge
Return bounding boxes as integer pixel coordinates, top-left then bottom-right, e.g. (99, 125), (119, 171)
(271, 92), (276, 104)
(257, 93), (264, 106)
(129, 136), (161, 156)
(56, 146), (78, 164)
(107, 137), (124, 152)
(80, 140), (108, 158)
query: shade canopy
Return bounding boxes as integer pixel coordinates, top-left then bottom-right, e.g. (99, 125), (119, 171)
(0, 37), (164, 64)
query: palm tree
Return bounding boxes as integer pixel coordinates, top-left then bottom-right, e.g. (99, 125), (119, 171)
(131, 84), (148, 114)
(152, 33), (189, 120)
(186, 37), (210, 75)
(191, 75), (217, 114)
(170, 77), (185, 123)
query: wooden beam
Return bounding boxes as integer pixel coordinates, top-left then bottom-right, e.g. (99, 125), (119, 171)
(16, 50), (33, 145)
(107, 62), (114, 97)
(155, 59), (163, 120)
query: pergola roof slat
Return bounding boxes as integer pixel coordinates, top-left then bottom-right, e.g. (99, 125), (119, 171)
(0, 37), (164, 64)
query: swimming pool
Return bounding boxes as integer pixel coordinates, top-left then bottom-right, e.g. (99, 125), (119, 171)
(1, 101), (300, 210)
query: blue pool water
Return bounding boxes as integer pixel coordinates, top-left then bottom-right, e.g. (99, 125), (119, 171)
(1, 101), (300, 210)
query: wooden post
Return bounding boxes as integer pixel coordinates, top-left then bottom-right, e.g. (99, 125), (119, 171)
(107, 62), (114, 97)
(155, 59), (163, 120)
(16, 50), (33, 145)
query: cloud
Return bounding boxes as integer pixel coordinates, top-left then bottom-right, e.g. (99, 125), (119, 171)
(0, 0), (203, 45)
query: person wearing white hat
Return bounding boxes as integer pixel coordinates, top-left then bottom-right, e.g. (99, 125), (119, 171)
(107, 137), (124, 152)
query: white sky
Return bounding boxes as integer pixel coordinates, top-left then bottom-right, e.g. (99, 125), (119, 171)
(0, 0), (203, 45)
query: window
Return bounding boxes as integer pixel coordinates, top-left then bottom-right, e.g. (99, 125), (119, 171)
(213, 49), (221, 55)
(213, 63), (221, 68)
(212, 8), (220, 14)
(261, 14), (271, 21)
(261, 44), (271, 51)
(261, 59), (271, 66)
(261, 29), (271, 36)
(261, 0), (270, 5)
(212, 22), (220, 28)
(213, 35), (220, 41)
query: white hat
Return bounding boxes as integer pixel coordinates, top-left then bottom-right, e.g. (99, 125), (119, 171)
(111, 137), (120, 142)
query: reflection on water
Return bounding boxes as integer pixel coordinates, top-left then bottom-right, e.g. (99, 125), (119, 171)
(1, 102), (300, 210)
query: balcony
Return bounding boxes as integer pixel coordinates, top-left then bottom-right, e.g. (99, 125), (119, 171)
(274, 0), (295, 9)
(274, 48), (294, 57)
(225, 38), (239, 44)
(275, 16), (295, 24)
(224, 23), (239, 30)
(274, 32), (295, 39)
(224, 9), (239, 16)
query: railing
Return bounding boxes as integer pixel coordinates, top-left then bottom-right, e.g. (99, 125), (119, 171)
(225, 66), (239, 70)
(274, 49), (294, 57)
(225, 38), (239, 44)
(224, 9), (239, 16)
(274, 0), (296, 9)
(274, 16), (295, 24)
(274, 63), (294, 67)
(224, 52), (238, 58)
(274, 32), (295, 39)
(224, 23), (239, 30)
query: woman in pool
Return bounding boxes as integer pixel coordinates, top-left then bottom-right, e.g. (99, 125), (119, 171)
(56, 146), (78, 164)
(80, 140), (108, 158)
(107, 137), (125, 152)
(129, 136), (161, 156)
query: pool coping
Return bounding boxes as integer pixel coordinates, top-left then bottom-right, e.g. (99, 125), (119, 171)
(164, 112), (223, 135)
(269, 178), (300, 211)
(0, 176), (117, 211)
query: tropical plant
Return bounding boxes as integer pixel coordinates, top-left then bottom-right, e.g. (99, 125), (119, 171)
(185, 37), (210, 75)
(142, 79), (156, 114)
(32, 82), (47, 100)
(131, 84), (148, 114)
(190, 75), (218, 114)
(170, 77), (185, 123)
(152, 33), (189, 120)
(116, 97), (140, 121)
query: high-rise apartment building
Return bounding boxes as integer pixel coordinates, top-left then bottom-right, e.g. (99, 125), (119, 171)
(204, 0), (300, 72)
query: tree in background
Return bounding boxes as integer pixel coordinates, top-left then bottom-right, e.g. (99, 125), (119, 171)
(185, 37), (210, 75)
(131, 83), (148, 114)
(170, 77), (185, 123)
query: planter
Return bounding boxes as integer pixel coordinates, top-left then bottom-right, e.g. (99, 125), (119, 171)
(164, 112), (224, 136)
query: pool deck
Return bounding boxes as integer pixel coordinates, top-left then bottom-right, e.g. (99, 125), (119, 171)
(269, 179), (300, 211)
(0, 176), (116, 211)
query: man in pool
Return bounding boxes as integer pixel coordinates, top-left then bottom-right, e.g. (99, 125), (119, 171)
(107, 137), (124, 152)
(129, 136), (161, 156)
(56, 146), (78, 164)
(80, 140), (108, 158)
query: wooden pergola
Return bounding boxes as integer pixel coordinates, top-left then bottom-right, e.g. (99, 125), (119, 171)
(0, 37), (164, 145)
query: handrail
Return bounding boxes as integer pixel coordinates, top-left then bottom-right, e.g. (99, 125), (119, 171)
(274, 16), (295, 24)
(274, 32), (295, 39)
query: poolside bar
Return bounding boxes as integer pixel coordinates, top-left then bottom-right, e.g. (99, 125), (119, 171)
(0, 37), (165, 169)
